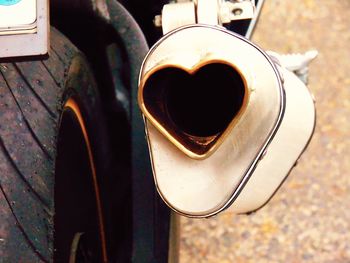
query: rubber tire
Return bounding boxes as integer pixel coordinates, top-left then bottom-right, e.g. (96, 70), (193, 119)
(0, 28), (110, 262)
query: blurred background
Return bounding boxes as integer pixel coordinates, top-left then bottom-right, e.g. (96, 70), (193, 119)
(179, 0), (350, 262)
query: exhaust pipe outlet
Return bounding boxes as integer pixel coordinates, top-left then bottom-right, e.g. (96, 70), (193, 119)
(138, 25), (315, 217)
(138, 26), (253, 160)
(140, 58), (248, 159)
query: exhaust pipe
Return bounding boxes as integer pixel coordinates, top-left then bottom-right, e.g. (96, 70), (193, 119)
(138, 25), (255, 159)
(139, 60), (249, 159)
(138, 25), (315, 217)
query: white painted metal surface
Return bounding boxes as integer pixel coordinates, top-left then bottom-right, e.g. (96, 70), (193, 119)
(161, 2), (196, 34)
(219, 0), (256, 24)
(0, 0), (48, 58)
(228, 68), (316, 214)
(138, 0), (316, 219)
(0, 0), (36, 31)
(197, 0), (219, 25)
(139, 25), (285, 217)
(157, 0), (255, 34)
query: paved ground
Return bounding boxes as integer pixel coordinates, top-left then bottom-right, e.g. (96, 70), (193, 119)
(179, 0), (350, 262)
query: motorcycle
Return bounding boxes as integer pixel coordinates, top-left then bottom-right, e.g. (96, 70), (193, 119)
(0, 0), (316, 262)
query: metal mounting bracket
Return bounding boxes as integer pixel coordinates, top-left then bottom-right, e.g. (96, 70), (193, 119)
(0, 0), (49, 58)
(154, 0), (256, 34)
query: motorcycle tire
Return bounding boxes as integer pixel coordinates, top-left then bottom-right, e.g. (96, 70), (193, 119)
(0, 28), (111, 262)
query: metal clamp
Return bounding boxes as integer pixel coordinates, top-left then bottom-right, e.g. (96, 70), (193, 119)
(154, 0), (256, 34)
(268, 50), (318, 85)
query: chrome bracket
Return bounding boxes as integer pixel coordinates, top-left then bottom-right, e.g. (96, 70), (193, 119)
(268, 50), (318, 85)
(154, 0), (256, 34)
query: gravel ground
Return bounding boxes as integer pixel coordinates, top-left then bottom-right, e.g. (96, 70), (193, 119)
(179, 0), (350, 262)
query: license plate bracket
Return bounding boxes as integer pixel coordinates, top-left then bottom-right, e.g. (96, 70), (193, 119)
(0, 0), (49, 58)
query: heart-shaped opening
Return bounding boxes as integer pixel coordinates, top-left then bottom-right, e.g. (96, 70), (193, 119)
(141, 63), (248, 158)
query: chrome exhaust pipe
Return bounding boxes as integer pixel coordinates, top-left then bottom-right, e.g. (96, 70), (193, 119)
(138, 25), (315, 218)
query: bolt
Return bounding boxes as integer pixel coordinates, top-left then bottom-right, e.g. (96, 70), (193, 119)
(154, 15), (162, 27)
(232, 8), (243, 16)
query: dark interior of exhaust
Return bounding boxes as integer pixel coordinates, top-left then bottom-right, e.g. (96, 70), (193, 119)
(143, 63), (246, 139)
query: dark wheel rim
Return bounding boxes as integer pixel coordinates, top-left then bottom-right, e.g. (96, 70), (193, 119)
(54, 98), (107, 262)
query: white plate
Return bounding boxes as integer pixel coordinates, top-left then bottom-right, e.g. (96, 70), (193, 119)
(0, 0), (36, 30)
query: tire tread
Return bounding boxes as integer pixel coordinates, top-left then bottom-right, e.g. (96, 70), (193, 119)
(0, 27), (80, 262)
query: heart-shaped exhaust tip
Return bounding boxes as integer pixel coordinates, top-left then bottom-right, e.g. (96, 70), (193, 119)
(139, 62), (249, 159)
